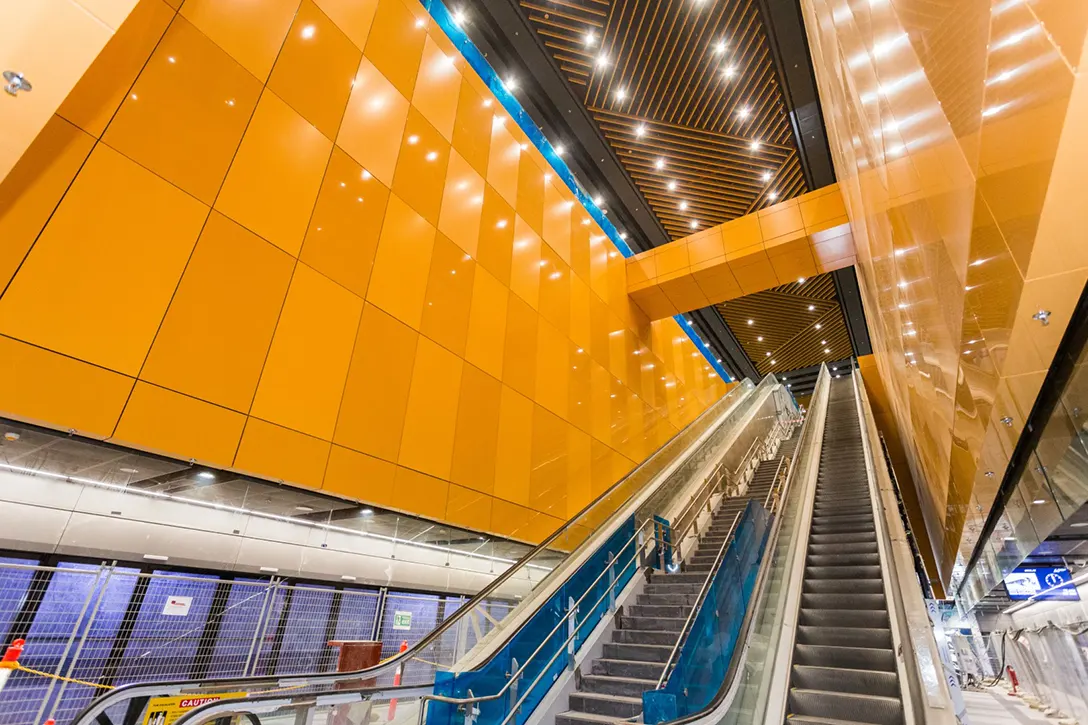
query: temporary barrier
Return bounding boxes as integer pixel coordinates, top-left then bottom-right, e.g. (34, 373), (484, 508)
(0, 560), (512, 725)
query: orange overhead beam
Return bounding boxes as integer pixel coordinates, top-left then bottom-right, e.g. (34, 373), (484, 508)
(626, 184), (856, 319)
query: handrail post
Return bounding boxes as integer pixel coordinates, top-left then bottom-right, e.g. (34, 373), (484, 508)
(607, 553), (617, 613)
(637, 529), (647, 569)
(463, 689), (479, 725)
(508, 658), (520, 720)
(566, 597), (578, 670)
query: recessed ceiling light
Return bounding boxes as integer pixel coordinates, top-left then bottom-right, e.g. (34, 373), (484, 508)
(798, 277), (806, 284)
(747, 319), (754, 325)
(504, 76), (518, 91)
(679, 201), (688, 211)
(723, 65), (736, 78)
(821, 340), (827, 345)
(615, 87), (627, 101)
(761, 171), (771, 182)
(808, 305), (815, 311)
(635, 124), (646, 137)
(750, 140), (761, 151)
(815, 323), (822, 329)
(667, 180), (677, 191)
(765, 351), (771, 357)
(768, 191), (778, 201)
(597, 53), (609, 68)
(585, 32), (596, 46)
(770, 359), (776, 364)
(824, 348), (830, 353)
(737, 106), (750, 119)
(714, 41), (727, 54)
(689, 220), (698, 229)
(655, 158), (665, 170)
(593, 195), (604, 205)
(757, 336), (763, 341)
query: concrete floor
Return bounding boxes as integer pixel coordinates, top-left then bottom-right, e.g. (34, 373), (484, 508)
(962, 687), (1066, 724)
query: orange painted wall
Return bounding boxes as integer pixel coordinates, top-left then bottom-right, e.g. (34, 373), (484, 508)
(801, 0), (1088, 582)
(0, 0), (731, 544)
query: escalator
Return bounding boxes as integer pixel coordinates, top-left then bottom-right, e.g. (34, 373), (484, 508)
(786, 375), (903, 724)
(558, 429), (800, 725)
(72, 375), (798, 725)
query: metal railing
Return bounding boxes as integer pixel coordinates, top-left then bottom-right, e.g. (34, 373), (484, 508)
(652, 432), (796, 694)
(0, 561), (506, 725)
(73, 380), (762, 725)
(168, 380), (801, 725)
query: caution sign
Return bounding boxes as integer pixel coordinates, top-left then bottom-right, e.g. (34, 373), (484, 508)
(142, 692), (248, 725)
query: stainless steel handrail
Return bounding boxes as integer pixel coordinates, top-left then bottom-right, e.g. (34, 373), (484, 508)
(72, 382), (757, 725)
(654, 511), (744, 688)
(669, 415), (792, 563)
(409, 518), (667, 725)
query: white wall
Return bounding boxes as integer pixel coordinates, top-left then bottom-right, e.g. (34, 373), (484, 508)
(0, 468), (537, 598)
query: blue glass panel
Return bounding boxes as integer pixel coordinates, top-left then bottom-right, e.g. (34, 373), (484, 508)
(643, 501), (771, 723)
(430, 516), (638, 725)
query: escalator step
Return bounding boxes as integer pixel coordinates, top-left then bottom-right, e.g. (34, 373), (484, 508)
(796, 625), (892, 649)
(804, 565), (882, 579)
(806, 552), (880, 567)
(799, 608), (890, 629)
(791, 664), (899, 697)
(809, 532), (875, 545)
(793, 644), (896, 672)
(787, 688), (903, 725)
(807, 542), (877, 556)
(800, 592), (885, 610)
(803, 578), (883, 594)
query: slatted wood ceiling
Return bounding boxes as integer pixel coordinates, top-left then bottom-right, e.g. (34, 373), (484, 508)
(716, 273), (852, 376)
(518, 0), (809, 240)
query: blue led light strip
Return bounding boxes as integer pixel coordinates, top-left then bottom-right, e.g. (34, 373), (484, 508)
(423, 0), (733, 383)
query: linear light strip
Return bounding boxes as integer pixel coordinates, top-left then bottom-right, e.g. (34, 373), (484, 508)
(0, 462), (552, 573)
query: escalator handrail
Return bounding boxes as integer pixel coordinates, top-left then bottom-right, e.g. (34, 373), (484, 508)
(650, 365), (831, 725)
(654, 509), (745, 688)
(171, 381), (799, 725)
(72, 379), (757, 725)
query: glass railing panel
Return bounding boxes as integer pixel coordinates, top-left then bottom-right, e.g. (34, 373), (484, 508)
(642, 500), (772, 723)
(72, 374), (774, 722)
(719, 365), (830, 725)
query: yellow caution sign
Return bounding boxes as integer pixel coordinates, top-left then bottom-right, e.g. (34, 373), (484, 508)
(141, 692), (248, 725)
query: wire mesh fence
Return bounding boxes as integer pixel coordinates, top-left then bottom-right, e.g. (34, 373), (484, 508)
(0, 559), (513, 725)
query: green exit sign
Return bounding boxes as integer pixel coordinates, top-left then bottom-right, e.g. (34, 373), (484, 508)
(392, 611), (412, 630)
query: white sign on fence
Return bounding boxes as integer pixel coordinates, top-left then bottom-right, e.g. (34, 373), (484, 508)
(163, 595), (193, 616)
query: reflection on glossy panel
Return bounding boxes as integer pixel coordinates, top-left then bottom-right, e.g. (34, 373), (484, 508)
(800, 0), (1088, 585)
(0, 0), (732, 542)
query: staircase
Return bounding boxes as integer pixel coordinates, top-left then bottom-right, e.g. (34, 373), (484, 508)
(785, 374), (903, 725)
(555, 427), (798, 725)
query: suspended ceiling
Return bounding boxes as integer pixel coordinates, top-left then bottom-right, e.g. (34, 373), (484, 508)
(516, 0), (808, 240)
(716, 272), (854, 379)
(460, 0), (844, 381)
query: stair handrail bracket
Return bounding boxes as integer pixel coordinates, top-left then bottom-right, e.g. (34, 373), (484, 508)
(851, 370), (957, 724)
